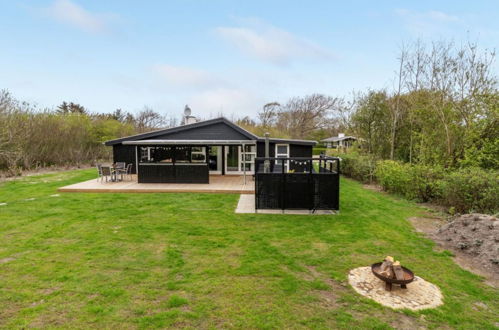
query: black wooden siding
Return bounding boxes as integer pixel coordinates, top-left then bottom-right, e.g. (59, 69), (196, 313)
(257, 142), (276, 157)
(151, 122), (251, 141)
(256, 142), (312, 158)
(113, 145), (136, 174)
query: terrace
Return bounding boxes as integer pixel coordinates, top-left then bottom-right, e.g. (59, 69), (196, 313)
(58, 174), (254, 194)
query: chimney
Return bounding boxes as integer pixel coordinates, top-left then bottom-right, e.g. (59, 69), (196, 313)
(338, 133), (345, 138)
(182, 105), (198, 125)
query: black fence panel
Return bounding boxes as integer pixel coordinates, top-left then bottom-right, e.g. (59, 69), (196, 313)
(313, 173), (339, 210)
(284, 174), (313, 209)
(255, 157), (340, 211)
(255, 173), (282, 209)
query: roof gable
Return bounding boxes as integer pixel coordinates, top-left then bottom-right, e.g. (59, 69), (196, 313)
(105, 117), (258, 146)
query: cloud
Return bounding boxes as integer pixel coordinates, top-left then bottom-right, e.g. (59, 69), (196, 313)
(426, 10), (459, 22)
(395, 9), (460, 35)
(44, 0), (111, 33)
(215, 19), (333, 65)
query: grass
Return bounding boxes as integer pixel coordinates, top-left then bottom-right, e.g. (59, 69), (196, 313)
(0, 169), (498, 329)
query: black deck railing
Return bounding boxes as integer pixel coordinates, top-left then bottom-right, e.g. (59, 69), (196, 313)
(254, 156), (340, 211)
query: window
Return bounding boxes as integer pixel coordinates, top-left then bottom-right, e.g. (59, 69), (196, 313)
(175, 146), (191, 163)
(239, 145), (256, 172)
(140, 147), (150, 162)
(191, 147), (206, 163)
(154, 146), (173, 163)
(275, 144), (289, 171)
(276, 145), (288, 154)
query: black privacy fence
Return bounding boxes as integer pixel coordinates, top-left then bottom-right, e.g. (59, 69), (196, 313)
(254, 157), (340, 211)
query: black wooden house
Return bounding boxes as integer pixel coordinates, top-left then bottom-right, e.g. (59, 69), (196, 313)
(104, 117), (316, 184)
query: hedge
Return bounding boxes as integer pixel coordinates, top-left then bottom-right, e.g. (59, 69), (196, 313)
(339, 153), (498, 214)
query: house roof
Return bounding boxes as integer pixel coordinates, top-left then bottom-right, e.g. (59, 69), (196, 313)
(105, 117), (317, 146)
(321, 136), (357, 142)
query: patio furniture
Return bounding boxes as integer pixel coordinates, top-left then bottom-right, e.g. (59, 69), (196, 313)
(124, 163), (133, 180)
(96, 164), (102, 180)
(115, 164), (130, 181)
(100, 166), (112, 182)
(115, 161), (126, 170)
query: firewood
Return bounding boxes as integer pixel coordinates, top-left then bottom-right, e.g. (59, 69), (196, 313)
(380, 268), (393, 278)
(392, 261), (404, 280)
(379, 256), (394, 273)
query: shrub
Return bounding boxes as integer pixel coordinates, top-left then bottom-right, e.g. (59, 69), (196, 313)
(340, 153), (377, 183)
(440, 167), (499, 214)
(312, 147), (327, 155)
(375, 161), (445, 202)
(340, 153), (498, 214)
(375, 160), (411, 196)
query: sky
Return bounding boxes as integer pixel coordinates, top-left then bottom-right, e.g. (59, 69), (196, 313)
(1, 0), (498, 119)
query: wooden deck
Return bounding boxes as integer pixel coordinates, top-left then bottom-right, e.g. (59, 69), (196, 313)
(58, 175), (255, 194)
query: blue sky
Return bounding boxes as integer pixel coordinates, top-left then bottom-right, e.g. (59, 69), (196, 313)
(1, 1), (498, 119)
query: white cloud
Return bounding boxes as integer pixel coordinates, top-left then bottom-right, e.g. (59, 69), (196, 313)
(426, 10), (459, 22)
(44, 0), (110, 33)
(152, 65), (219, 88)
(395, 9), (460, 35)
(215, 19), (333, 65)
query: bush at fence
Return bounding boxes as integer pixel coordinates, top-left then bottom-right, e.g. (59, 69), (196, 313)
(340, 153), (377, 183)
(440, 167), (498, 214)
(375, 161), (445, 202)
(340, 153), (498, 214)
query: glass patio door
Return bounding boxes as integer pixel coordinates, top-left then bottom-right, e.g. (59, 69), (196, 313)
(208, 146), (222, 174)
(226, 145), (239, 172)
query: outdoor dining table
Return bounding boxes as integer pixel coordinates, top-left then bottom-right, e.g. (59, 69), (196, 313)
(106, 164), (126, 182)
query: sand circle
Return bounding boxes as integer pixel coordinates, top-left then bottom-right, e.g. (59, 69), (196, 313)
(348, 266), (443, 310)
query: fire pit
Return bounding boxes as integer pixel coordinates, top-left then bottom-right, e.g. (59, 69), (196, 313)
(371, 256), (414, 291)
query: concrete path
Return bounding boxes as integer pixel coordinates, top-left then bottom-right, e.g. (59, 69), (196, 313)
(235, 194), (337, 215)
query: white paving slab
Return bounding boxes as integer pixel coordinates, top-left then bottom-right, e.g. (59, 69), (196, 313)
(235, 194), (337, 215)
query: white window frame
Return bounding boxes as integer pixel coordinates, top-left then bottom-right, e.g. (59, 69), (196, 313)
(275, 144), (289, 172)
(140, 147), (151, 162)
(191, 146), (206, 163)
(240, 145), (256, 172)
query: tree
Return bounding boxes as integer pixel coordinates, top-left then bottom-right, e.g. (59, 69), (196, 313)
(56, 101), (87, 115)
(276, 94), (339, 139)
(258, 102), (280, 127)
(351, 91), (390, 157)
(389, 45), (408, 159)
(134, 106), (167, 133)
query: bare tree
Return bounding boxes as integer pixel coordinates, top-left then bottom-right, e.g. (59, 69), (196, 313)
(277, 94), (339, 139)
(258, 102), (280, 127)
(404, 40), (428, 163)
(389, 44), (408, 159)
(134, 106), (167, 133)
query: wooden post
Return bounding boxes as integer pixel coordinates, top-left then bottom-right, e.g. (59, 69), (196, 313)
(221, 145), (225, 175)
(242, 143), (246, 185)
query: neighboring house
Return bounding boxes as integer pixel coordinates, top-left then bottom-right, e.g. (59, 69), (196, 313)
(321, 133), (357, 148)
(104, 117), (316, 183)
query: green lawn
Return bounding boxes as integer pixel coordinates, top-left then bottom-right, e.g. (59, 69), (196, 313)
(0, 169), (497, 329)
